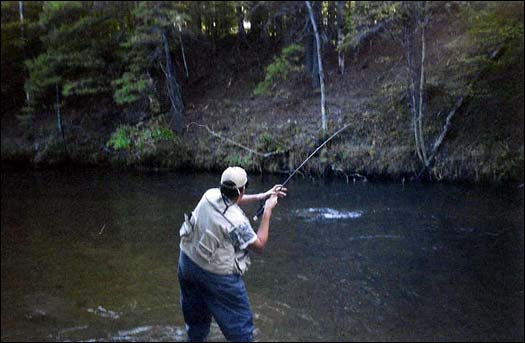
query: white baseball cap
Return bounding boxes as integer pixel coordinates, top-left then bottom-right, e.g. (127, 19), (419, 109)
(220, 166), (248, 188)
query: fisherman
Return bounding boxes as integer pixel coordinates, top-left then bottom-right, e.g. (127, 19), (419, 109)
(177, 166), (287, 342)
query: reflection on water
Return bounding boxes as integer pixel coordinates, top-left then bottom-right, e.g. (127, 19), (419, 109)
(1, 168), (524, 341)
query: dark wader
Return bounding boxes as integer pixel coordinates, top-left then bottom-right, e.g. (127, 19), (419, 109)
(178, 251), (255, 342)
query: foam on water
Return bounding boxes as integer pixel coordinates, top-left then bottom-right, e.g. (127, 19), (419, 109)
(86, 306), (121, 319)
(296, 207), (364, 220)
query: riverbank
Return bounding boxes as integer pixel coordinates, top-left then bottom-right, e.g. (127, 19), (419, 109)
(2, 57), (522, 184)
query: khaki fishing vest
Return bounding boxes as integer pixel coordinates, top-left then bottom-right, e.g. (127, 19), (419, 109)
(179, 188), (256, 275)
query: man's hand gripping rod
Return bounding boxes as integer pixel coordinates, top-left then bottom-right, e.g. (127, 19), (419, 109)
(253, 124), (351, 221)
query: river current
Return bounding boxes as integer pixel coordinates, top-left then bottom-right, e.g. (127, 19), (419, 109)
(1, 168), (523, 341)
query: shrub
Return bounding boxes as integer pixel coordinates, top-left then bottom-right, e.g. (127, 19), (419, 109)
(254, 44), (304, 96)
(106, 116), (191, 168)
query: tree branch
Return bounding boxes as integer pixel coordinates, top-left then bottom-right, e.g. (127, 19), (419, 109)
(186, 122), (287, 159)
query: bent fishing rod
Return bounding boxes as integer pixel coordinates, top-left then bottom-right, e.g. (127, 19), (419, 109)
(253, 123), (351, 221)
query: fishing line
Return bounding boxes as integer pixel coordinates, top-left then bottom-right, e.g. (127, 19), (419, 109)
(253, 123), (351, 221)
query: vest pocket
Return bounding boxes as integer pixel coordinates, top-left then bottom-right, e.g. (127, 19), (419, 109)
(234, 251), (251, 275)
(196, 229), (220, 263)
(179, 213), (195, 238)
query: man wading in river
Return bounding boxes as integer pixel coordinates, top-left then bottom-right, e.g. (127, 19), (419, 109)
(178, 166), (287, 342)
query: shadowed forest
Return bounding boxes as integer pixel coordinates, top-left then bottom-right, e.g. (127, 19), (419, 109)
(1, 1), (524, 183)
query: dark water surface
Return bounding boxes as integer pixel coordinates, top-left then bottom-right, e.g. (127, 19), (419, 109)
(1, 168), (524, 342)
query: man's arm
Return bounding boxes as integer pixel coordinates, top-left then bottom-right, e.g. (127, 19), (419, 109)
(248, 194), (278, 254)
(237, 184), (287, 206)
(248, 208), (271, 254)
(237, 193), (264, 205)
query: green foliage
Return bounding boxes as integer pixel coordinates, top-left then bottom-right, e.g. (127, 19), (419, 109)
(107, 116), (176, 152)
(224, 154), (254, 169)
(465, 2), (524, 93)
(111, 72), (160, 113)
(256, 131), (286, 153)
(467, 2), (524, 52)
(491, 142), (524, 181)
(442, 2), (524, 79)
(107, 126), (133, 150)
(254, 44), (304, 96)
(111, 2), (187, 115)
(15, 106), (35, 139)
(342, 1), (400, 50)
(1, 1), (42, 113)
(34, 133), (68, 164)
(107, 116), (190, 168)
(25, 53), (60, 101)
(25, 1), (126, 110)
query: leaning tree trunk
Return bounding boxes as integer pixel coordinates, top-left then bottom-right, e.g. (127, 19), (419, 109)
(306, 1), (327, 133)
(176, 24), (189, 79)
(162, 31), (184, 134)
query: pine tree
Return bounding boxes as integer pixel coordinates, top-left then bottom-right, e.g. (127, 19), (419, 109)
(112, 1), (186, 133)
(25, 2), (126, 110)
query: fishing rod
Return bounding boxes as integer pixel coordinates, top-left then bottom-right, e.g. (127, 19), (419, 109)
(253, 123), (351, 221)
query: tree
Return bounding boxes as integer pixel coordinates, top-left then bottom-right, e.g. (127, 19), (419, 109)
(304, 1), (320, 87)
(25, 2), (125, 108)
(336, 1), (346, 75)
(306, 1), (327, 133)
(1, 1), (41, 115)
(396, 1), (524, 179)
(112, 1), (186, 134)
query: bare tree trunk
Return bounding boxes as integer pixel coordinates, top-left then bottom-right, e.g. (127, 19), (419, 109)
(417, 7), (428, 164)
(19, 1), (30, 104)
(403, 2), (429, 165)
(162, 31), (184, 134)
(336, 1), (345, 75)
(55, 83), (69, 159)
(176, 24), (189, 79)
(403, 22), (424, 163)
(18, 1), (24, 21)
(18, 1), (24, 41)
(306, 1), (327, 133)
(416, 46), (504, 178)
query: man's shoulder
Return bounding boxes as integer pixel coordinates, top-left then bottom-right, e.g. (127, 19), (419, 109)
(228, 204), (251, 225)
(203, 188), (220, 200)
(198, 188), (221, 209)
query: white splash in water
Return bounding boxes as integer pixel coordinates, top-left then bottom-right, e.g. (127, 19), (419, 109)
(297, 208), (364, 220)
(347, 234), (402, 241)
(84, 325), (188, 342)
(86, 306), (121, 319)
(57, 325), (89, 336)
(117, 326), (153, 337)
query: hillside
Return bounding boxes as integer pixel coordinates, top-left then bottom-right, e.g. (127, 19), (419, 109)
(1, 2), (523, 183)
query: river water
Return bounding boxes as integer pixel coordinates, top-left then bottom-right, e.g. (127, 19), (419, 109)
(1, 168), (524, 342)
